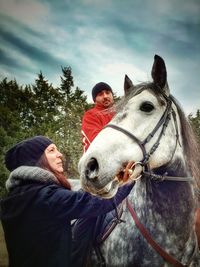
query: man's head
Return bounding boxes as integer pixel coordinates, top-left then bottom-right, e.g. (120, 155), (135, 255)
(92, 82), (114, 108)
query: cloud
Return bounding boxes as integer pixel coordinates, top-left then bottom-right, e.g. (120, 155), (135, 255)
(0, 0), (199, 114)
(0, 48), (22, 68)
(0, 0), (49, 28)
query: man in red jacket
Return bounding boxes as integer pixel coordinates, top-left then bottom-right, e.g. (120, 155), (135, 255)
(81, 82), (115, 152)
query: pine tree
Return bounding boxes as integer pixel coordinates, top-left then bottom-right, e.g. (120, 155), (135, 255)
(189, 109), (200, 143)
(30, 71), (62, 134)
(60, 66), (74, 101)
(0, 78), (26, 196)
(0, 67), (91, 196)
(56, 67), (89, 177)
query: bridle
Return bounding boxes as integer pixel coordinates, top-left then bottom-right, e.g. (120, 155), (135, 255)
(104, 94), (196, 266)
(105, 96), (193, 183)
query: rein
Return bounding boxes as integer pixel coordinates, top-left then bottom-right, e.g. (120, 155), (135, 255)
(126, 199), (191, 267)
(142, 171), (193, 183)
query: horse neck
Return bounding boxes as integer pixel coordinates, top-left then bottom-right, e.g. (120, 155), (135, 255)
(128, 158), (196, 231)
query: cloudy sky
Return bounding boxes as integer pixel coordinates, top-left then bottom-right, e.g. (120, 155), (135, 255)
(0, 0), (199, 114)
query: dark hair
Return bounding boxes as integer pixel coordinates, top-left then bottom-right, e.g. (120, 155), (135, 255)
(37, 154), (71, 190)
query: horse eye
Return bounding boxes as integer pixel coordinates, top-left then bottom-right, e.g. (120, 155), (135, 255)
(140, 101), (154, 112)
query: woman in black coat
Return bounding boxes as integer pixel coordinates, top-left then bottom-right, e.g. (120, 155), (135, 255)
(0, 136), (134, 267)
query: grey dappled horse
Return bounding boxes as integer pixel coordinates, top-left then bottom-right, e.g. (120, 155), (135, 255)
(78, 55), (200, 266)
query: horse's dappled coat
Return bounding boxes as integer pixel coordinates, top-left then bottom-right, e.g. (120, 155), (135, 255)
(78, 55), (200, 266)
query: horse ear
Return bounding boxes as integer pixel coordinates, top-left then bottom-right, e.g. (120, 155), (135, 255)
(151, 55), (170, 96)
(124, 74), (136, 96)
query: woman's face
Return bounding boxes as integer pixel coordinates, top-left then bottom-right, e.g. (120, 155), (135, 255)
(45, 144), (64, 173)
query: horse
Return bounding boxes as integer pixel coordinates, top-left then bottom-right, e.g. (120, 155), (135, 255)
(78, 55), (200, 266)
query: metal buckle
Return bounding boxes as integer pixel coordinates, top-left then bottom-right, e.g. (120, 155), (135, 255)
(128, 161), (143, 181)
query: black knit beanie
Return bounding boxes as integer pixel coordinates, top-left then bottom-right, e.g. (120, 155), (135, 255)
(5, 136), (53, 171)
(92, 82), (113, 101)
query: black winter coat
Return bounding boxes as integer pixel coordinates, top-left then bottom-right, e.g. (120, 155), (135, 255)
(0, 166), (133, 267)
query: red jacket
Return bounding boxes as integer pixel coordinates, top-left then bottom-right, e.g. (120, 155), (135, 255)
(81, 104), (115, 152)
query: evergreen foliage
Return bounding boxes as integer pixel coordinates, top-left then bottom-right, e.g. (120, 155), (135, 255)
(0, 67), (90, 197)
(189, 110), (200, 144)
(0, 68), (199, 198)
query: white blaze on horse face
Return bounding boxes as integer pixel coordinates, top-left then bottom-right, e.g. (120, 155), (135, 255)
(78, 89), (184, 195)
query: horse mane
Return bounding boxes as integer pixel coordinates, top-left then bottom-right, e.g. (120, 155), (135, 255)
(169, 95), (200, 189)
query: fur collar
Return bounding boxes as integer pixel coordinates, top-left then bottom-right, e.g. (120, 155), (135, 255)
(6, 166), (58, 192)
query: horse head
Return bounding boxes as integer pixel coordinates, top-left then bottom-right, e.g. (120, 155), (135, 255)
(78, 55), (199, 198)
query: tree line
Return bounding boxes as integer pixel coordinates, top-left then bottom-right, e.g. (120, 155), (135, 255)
(0, 67), (91, 196)
(0, 66), (199, 197)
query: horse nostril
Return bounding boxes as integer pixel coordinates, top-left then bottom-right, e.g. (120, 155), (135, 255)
(85, 158), (99, 180)
(88, 158), (99, 172)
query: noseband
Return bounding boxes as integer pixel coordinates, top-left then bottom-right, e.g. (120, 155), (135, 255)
(105, 97), (193, 183)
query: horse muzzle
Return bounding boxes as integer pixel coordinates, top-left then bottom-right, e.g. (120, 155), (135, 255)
(80, 158), (143, 198)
